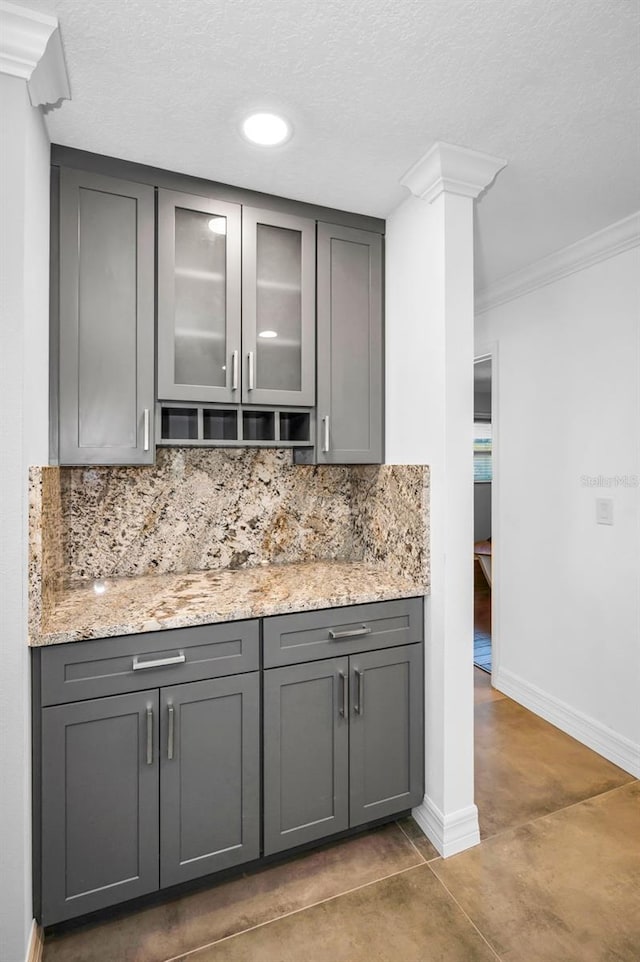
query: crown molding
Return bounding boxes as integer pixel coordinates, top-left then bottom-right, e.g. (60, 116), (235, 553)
(0, 1), (70, 106)
(400, 141), (507, 204)
(476, 211), (640, 315)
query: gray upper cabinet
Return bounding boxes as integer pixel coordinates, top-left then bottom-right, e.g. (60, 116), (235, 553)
(41, 690), (159, 925)
(316, 223), (383, 463)
(160, 674), (260, 887)
(349, 644), (424, 827)
(57, 169), (155, 465)
(157, 189), (242, 403)
(241, 207), (315, 407)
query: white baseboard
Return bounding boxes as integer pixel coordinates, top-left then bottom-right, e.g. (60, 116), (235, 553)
(412, 796), (480, 858)
(495, 667), (640, 778)
(25, 920), (43, 962)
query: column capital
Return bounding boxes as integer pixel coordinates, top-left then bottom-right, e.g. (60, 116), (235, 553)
(400, 141), (506, 204)
(0, 0), (70, 106)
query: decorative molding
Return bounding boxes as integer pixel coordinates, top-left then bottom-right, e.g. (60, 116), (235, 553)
(400, 141), (507, 205)
(476, 211), (640, 314)
(0, 1), (70, 106)
(495, 667), (640, 778)
(412, 796), (481, 858)
(25, 920), (44, 962)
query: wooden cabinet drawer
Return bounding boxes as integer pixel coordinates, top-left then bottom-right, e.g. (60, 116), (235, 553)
(39, 620), (259, 706)
(263, 598), (423, 668)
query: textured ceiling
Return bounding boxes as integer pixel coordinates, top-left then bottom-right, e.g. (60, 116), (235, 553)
(15, 0), (640, 289)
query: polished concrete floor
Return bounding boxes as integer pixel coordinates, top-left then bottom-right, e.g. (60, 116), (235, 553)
(43, 671), (639, 962)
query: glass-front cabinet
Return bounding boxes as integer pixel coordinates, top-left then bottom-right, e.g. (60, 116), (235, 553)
(157, 190), (242, 403)
(241, 208), (315, 407)
(158, 191), (315, 407)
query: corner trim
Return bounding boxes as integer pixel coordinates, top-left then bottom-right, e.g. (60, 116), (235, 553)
(476, 211), (640, 314)
(0, 1), (70, 106)
(495, 667), (640, 778)
(411, 796), (480, 858)
(400, 141), (507, 204)
(25, 920), (44, 962)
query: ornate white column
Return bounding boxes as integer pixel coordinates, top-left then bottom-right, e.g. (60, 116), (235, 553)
(386, 142), (505, 855)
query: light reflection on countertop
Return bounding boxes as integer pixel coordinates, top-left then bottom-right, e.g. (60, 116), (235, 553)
(31, 560), (426, 647)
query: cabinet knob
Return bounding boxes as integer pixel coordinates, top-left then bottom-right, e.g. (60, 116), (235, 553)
(231, 350), (239, 391)
(247, 351), (255, 391)
(322, 415), (330, 453)
(145, 706), (154, 765)
(143, 409), (150, 452)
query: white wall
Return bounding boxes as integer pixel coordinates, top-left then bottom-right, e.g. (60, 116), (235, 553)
(476, 243), (640, 774)
(0, 74), (50, 961)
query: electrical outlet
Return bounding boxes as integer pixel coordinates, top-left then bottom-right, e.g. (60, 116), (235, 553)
(596, 498), (614, 525)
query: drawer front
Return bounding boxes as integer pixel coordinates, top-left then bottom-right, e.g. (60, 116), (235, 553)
(263, 598), (423, 668)
(39, 620), (260, 706)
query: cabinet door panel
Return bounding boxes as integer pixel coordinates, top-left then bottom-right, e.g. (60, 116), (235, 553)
(157, 190), (241, 403)
(263, 658), (349, 855)
(58, 169), (155, 464)
(41, 690), (159, 925)
(316, 223), (383, 463)
(160, 674), (260, 887)
(349, 645), (424, 826)
(242, 208), (315, 406)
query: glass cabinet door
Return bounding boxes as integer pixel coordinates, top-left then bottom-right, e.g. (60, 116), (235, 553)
(242, 208), (315, 407)
(157, 190), (241, 403)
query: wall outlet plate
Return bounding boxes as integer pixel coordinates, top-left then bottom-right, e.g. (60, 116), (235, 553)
(596, 498), (614, 525)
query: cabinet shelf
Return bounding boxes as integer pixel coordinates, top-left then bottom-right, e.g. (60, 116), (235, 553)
(157, 402), (312, 448)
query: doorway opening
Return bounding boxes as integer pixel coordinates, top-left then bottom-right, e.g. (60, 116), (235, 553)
(473, 356), (492, 673)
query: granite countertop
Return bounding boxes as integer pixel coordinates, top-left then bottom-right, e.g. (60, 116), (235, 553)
(31, 560), (425, 646)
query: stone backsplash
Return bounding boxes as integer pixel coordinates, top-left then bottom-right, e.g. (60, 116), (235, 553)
(30, 448), (429, 598)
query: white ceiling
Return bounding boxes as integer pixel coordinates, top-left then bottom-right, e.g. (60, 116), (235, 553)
(16, 0), (640, 290)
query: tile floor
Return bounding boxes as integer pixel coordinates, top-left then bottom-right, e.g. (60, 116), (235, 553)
(43, 670), (639, 962)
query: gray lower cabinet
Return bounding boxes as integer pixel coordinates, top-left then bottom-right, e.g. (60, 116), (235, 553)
(41, 690), (160, 925)
(160, 674), (260, 887)
(38, 657), (260, 924)
(263, 658), (350, 855)
(36, 601), (421, 925)
(263, 642), (423, 857)
(349, 645), (424, 827)
(315, 222), (383, 464)
(56, 168), (155, 465)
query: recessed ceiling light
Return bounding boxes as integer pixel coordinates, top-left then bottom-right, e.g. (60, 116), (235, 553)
(258, 330), (278, 338)
(208, 217), (226, 235)
(242, 112), (291, 147)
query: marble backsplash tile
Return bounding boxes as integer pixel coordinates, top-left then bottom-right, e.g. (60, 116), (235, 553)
(30, 448), (429, 596)
(351, 464), (430, 587)
(28, 466), (65, 639)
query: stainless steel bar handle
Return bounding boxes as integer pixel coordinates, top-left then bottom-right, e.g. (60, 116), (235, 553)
(247, 351), (255, 391)
(322, 415), (330, 453)
(167, 704), (175, 760)
(231, 350), (239, 391)
(146, 706), (153, 765)
(329, 625), (372, 641)
(143, 409), (150, 452)
(133, 652), (186, 671)
(354, 669), (364, 715)
(338, 671), (347, 718)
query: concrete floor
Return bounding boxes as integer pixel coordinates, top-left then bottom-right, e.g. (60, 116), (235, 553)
(44, 670), (639, 962)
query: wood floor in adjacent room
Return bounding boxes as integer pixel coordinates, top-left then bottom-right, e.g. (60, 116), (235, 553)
(43, 671), (639, 962)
